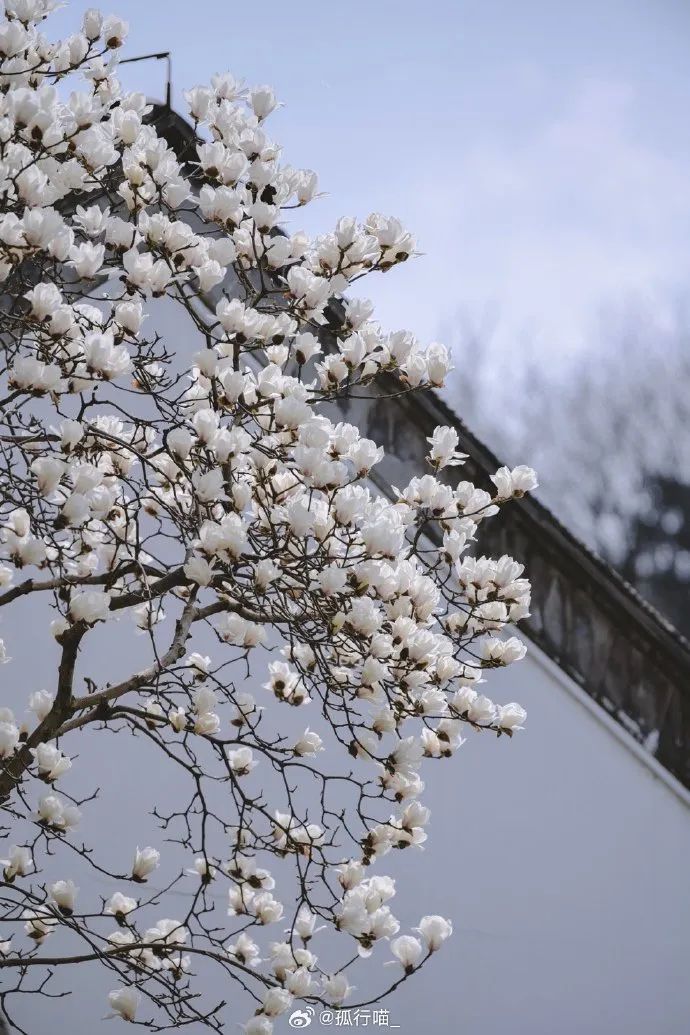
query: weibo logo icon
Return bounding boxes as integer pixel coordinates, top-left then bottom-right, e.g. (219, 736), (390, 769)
(288, 1006), (315, 1028)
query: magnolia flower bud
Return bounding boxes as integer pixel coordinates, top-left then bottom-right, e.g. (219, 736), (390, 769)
(144, 699), (164, 728)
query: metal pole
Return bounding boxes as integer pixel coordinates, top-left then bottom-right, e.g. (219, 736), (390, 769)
(119, 51), (172, 108)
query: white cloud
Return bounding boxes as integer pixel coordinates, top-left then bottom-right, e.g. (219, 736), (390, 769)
(367, 77), (690, 364)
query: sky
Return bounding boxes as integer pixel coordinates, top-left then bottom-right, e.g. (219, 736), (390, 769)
(49, 0), (690, 367)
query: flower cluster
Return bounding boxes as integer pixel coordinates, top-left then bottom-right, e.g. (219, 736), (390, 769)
(0, 3), (536, 1031)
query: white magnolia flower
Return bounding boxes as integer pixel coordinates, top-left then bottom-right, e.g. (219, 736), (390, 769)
(227, 746), (257, 775)
(31, 742), (72, 781)
(0, 719), (19, 759)
(167, 427), (193, 458)
(25, 282), (62, 321)
(243, 1018), (274, 1035)
(322, 972), (353, 1006)
(415, 914), (453, 951)
(426, 426), (467, 470)
(69, 590), (111, 624)
(260, 986), (292, 1017)
(36, 794), (80, 831)
(497, 702), (528, 731)
(249, 85), (278, 120)
(466, 694), (496, 725)
(23, 908), (58, 944)
(28, 690), (54, 721)
(131, 847), (160, 882)
(252, 892), (284, 925)
(390, 934), (423, 971)
(294, 905), (321, 941)
(30, 456), (66, 496)
(69, 242), (105, 279)
(59, 420), (84, 452)
(187, 857), (216, 881)
(107, 986), (139, 1022)
(105, 892), (138, 919)
(227, 931), (262, 967)
(491, 464), (538, 500)
(293, 728), (323, 757)
(144, 917), (187, 949)
(169, 707), (188, 732)
(186, 652), (212, 676)
(194, 711), (221, 736)
(49, 879), (79, 915)
(481, 635), (527, 666)
(1, 846), (33, 881)
(50, 617), (70, 640)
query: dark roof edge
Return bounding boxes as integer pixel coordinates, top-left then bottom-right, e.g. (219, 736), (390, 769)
(422, 385), (690, 666)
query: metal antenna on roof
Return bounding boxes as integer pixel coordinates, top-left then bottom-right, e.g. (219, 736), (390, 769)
(119, 51), (172, 109)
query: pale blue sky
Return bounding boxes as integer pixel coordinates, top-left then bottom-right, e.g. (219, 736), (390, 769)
(51, 0), (690, 363)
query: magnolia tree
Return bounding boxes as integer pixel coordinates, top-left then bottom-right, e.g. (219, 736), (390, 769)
(0, 3), (538, 1031)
